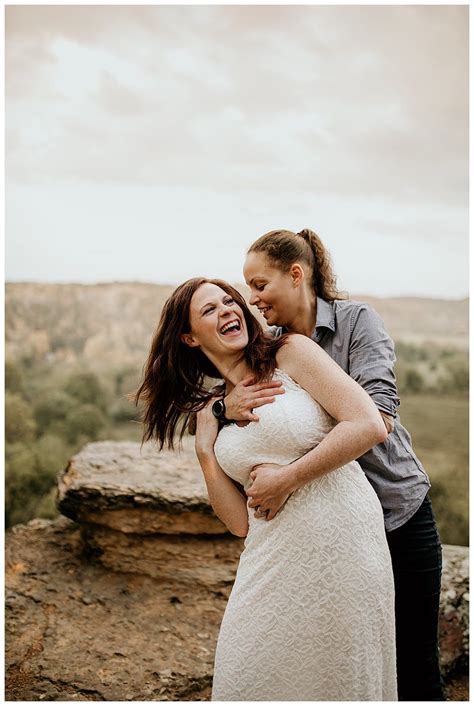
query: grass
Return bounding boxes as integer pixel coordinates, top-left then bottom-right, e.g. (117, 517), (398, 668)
(398, 393), (468, 546)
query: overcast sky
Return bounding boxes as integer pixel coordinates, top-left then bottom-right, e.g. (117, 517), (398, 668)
(5, 5), (468, 298)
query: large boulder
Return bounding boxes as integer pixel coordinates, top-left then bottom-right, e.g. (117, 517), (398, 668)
(57, 438), (228, 535)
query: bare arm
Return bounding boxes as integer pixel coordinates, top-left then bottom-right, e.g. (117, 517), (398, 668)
(247, 334), (387, 511)
(195, 402), (249, 538)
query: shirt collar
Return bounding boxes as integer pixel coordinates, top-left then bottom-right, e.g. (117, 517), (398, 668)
(314, 296), (336, 335)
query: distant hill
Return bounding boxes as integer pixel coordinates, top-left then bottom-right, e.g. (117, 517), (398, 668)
(5, 283), (468, 368)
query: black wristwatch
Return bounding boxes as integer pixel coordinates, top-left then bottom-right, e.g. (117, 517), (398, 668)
(212, 398), (232, 425)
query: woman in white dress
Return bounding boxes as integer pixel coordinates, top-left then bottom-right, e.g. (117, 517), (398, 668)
(136, 277), (397, 701)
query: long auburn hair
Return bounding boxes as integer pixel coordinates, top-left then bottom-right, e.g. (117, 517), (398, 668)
(248, 228), (346, 301)
(134, 277), (288, 450)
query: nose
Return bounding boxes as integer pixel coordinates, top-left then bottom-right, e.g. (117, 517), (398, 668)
(219, 302), (234, 317)
(249, 289), (259, 306)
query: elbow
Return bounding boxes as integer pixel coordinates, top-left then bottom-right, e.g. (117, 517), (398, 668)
(233, 526), (248, 538)
(369, 417), (388, 446)
(230, 522), (248, 538)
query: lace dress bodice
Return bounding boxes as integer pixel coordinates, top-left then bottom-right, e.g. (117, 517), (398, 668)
(214, 368), (335, 490)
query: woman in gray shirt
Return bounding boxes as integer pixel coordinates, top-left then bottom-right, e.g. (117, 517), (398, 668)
(215, 228), (444, 701)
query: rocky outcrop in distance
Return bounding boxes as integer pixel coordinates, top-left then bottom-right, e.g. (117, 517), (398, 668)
(6, 439), (469, 701)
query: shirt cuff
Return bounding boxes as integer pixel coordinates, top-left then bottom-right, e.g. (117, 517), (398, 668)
(370, 393), (400, 417)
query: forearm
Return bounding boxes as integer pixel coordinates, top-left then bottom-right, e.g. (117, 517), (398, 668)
(284, 420), (386, 493)
(197, 450), (249, 537)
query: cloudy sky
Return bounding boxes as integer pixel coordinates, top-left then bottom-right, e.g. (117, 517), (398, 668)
(5, 5), (468, 298)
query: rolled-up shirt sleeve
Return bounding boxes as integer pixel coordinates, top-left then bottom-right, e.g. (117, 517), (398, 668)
(348, 304), (400, 417)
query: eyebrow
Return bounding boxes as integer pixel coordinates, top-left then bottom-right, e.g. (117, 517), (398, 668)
(247, 277), (265, 285)
(199, 294), (230, 314)
(199, 301), (215, 313)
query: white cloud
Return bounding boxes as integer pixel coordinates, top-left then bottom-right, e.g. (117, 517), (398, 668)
(4, 5), (468, 296)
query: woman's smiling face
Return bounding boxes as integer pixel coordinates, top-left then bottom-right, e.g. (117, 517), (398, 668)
(243, 251), (300, 328)
(183, 282), (249, 359)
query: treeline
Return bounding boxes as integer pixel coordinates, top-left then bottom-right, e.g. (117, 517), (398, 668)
(395, 342), (469, 394)
(5, 341), (469, 545)
(5, 359), (141, 528)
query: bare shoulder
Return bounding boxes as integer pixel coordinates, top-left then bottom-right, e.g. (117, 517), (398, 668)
(275, 334), (325, 377)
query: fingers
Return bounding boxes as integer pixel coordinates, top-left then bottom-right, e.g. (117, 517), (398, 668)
(244, 380), (284, 393)
(250, 395), (276, 409)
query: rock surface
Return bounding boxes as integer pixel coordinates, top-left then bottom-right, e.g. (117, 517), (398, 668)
(6, 438), (469, 701)
(6, 517), (222, 701)
(439, 544), (470, 673)
(5, 518), (469, 702)
(57, 438), (228, 535)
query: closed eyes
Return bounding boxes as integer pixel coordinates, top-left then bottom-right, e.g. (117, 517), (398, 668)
(202, 296), (234, 315)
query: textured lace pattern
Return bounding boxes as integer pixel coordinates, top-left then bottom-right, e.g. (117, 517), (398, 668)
(212, 369), (397, 701)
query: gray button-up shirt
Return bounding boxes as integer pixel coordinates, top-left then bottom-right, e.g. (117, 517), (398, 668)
(274, 297), (430, 532)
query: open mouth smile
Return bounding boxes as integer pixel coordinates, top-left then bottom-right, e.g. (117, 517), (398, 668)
(219, 319), (242, 335)
(258, 306), (272, 315)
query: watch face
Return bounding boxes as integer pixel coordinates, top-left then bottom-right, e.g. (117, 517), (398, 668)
(212, 399), (225, 419)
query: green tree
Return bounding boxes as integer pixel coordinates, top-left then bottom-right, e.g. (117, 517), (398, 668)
(109, 398), (139, 423)
(65, 372), (107, 410)
(5, 392), (37, 443)
(33, 391), (76, 436)
(5, 442), (41, 527)
(403, 368), (425, 394)
(5, 360), (26, 395)
(446, 359), (469, 392)
(35, 434), (70, 478)
(64, 404), (107, 444)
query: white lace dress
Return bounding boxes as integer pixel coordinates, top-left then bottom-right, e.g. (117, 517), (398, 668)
(212, 369), (397, 701)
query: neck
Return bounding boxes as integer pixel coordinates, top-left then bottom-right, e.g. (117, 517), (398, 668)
(206, 352), (252, 392)
(286, 289), (317, 337)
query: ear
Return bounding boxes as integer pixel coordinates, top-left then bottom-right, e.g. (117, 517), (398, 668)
(289, 263), (305, 287)
(180, 333), (200, 348)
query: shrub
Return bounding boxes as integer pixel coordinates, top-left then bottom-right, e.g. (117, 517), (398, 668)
(65, 372), (107, 410)
(109, 398), (138, 423)
(33, 391), (77, 435)
(5, 360), (26, 395)
(64, 404), (107, 444)
(5, 442), (42, 527)
(35, 434), (70, 478)
(5, 392), (37, 443)
(403, 368), (425, 394)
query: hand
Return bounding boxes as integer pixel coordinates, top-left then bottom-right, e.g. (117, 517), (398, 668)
(195, 399), (220, 458)
(224, 375), (285, 422)
(246, 463), (295, 521)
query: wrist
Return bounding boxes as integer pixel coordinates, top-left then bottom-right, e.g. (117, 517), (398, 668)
(212, 397), (233, 425)
(280, 465), (301, 494)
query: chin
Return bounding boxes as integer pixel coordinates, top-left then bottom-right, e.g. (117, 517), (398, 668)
(265, 313), (278, 326)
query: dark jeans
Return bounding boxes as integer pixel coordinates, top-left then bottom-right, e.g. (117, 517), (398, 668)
(386, 493), (445, 701)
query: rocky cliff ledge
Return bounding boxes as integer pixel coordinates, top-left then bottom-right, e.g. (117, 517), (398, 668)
(6, 439), (469, 701)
